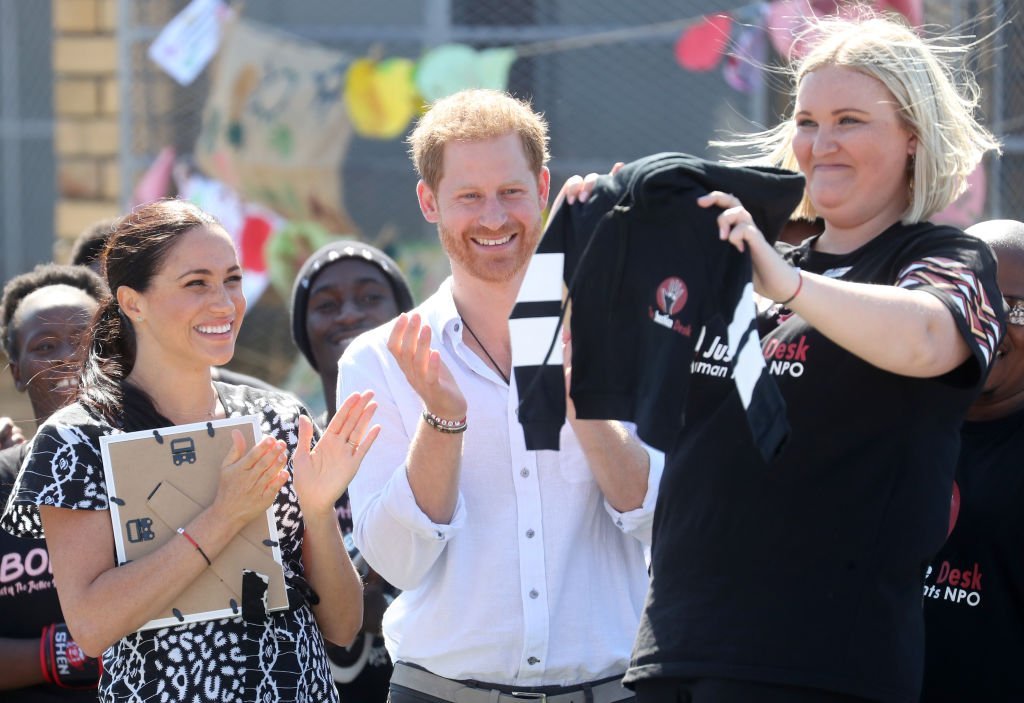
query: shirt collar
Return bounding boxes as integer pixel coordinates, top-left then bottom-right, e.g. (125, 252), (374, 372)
(421, 277), (464, 346)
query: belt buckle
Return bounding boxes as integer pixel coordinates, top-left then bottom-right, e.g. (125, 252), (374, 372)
(510, 693), (547, 701)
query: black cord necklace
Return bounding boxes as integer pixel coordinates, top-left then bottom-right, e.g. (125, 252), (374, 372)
(461, 318), (511, 385)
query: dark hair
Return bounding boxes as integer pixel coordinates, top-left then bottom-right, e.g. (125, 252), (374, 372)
(69, 217), (118, 268)
(1, 264), (107, 362)
(79, 199), (221, 428)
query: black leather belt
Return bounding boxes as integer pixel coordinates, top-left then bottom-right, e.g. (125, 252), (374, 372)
(391, 662), (634, 703)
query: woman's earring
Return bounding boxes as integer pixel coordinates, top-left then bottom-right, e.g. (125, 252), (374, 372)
(907, 154), (916, 197)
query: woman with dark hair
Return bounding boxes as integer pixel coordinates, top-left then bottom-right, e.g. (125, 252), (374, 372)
(69, 214), (285, 393)
(0, 263), (104, 700)
(290, 241), (413, 702)
(1, 199), (378, 703)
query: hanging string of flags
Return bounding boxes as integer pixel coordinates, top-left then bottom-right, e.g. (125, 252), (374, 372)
(136, 0), (984, 311)
(343, 0), (921, 138)
(150, 0), (923, 141)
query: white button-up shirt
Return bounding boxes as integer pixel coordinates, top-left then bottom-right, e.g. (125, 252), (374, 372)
(339, 279), (662, 687)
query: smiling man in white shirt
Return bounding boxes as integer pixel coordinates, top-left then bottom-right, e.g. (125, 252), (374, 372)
(339, 89), (661, 703)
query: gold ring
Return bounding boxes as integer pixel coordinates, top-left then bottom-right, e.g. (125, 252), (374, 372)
(346, 440), (359, 449)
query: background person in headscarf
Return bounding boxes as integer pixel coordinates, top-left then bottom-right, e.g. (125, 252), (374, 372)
(291, 240), (414, 702)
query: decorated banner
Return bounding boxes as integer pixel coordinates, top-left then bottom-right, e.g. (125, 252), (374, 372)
(195, 19), (357, 236)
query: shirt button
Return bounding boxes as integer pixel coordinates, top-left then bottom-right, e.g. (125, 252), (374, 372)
(525, 529), (535, 539)
(616, 518), (624, 528)
(454, 323), (461, 332)
(435, 530), (444, 540)
(527, 656), (540, 665)
(529, 589), (539, 599)
(520, 468), (530, 478)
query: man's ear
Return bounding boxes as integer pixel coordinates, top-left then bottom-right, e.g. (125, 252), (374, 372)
(417, 180), (440, 224)
(537, 166), (551, 209)
(116, 285), (144, 322)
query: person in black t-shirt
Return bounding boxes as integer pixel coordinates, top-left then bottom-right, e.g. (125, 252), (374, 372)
(920, 220), (1024, 703)
(0, 263), (106, 700)
(567, 14), (1004, 703)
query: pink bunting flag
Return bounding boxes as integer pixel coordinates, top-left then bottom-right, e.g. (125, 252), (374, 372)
(132, 146), (177, 207)
(675, 14), (733, 72)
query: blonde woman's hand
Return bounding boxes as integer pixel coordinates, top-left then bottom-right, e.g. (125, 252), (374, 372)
(698, 190), (800, 303)
(292, 391), (381, 518)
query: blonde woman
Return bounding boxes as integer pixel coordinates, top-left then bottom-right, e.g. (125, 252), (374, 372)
(566, 13), (1004, 703)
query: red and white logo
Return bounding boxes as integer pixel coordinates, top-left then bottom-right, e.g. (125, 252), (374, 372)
(649, 277), (692, 337)
(657, 277), (688, 315)
(65, 640), (88, 670)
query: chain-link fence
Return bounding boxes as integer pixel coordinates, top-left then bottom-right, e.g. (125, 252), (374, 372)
(0, 0), (55, 282)
(5, 0), (1019, 405)
(117, 0), (774, 391)
(960, 0), (1024, 221)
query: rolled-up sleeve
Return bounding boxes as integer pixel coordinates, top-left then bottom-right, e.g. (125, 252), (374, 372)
(603, 438), (663, 546)
(358, 464), (468, 589)
(338, 330), (468, 590)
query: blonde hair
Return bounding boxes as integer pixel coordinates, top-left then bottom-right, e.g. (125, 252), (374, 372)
(408, 89), (550, 191)
(722, 12), (1000, 223)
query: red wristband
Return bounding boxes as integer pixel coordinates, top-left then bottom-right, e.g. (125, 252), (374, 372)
(177, 527), (212, 566)
(40, 622), (101, 689)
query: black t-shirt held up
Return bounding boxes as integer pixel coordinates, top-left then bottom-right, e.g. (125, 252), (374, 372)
(512, 152), (806, 460)
(626, 222), (1004, 703)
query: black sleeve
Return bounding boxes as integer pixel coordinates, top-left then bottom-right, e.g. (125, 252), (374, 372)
(894, 228), (1005, 387)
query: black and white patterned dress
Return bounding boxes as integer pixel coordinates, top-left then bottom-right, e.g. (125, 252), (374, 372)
(0, 383), (341, 703)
